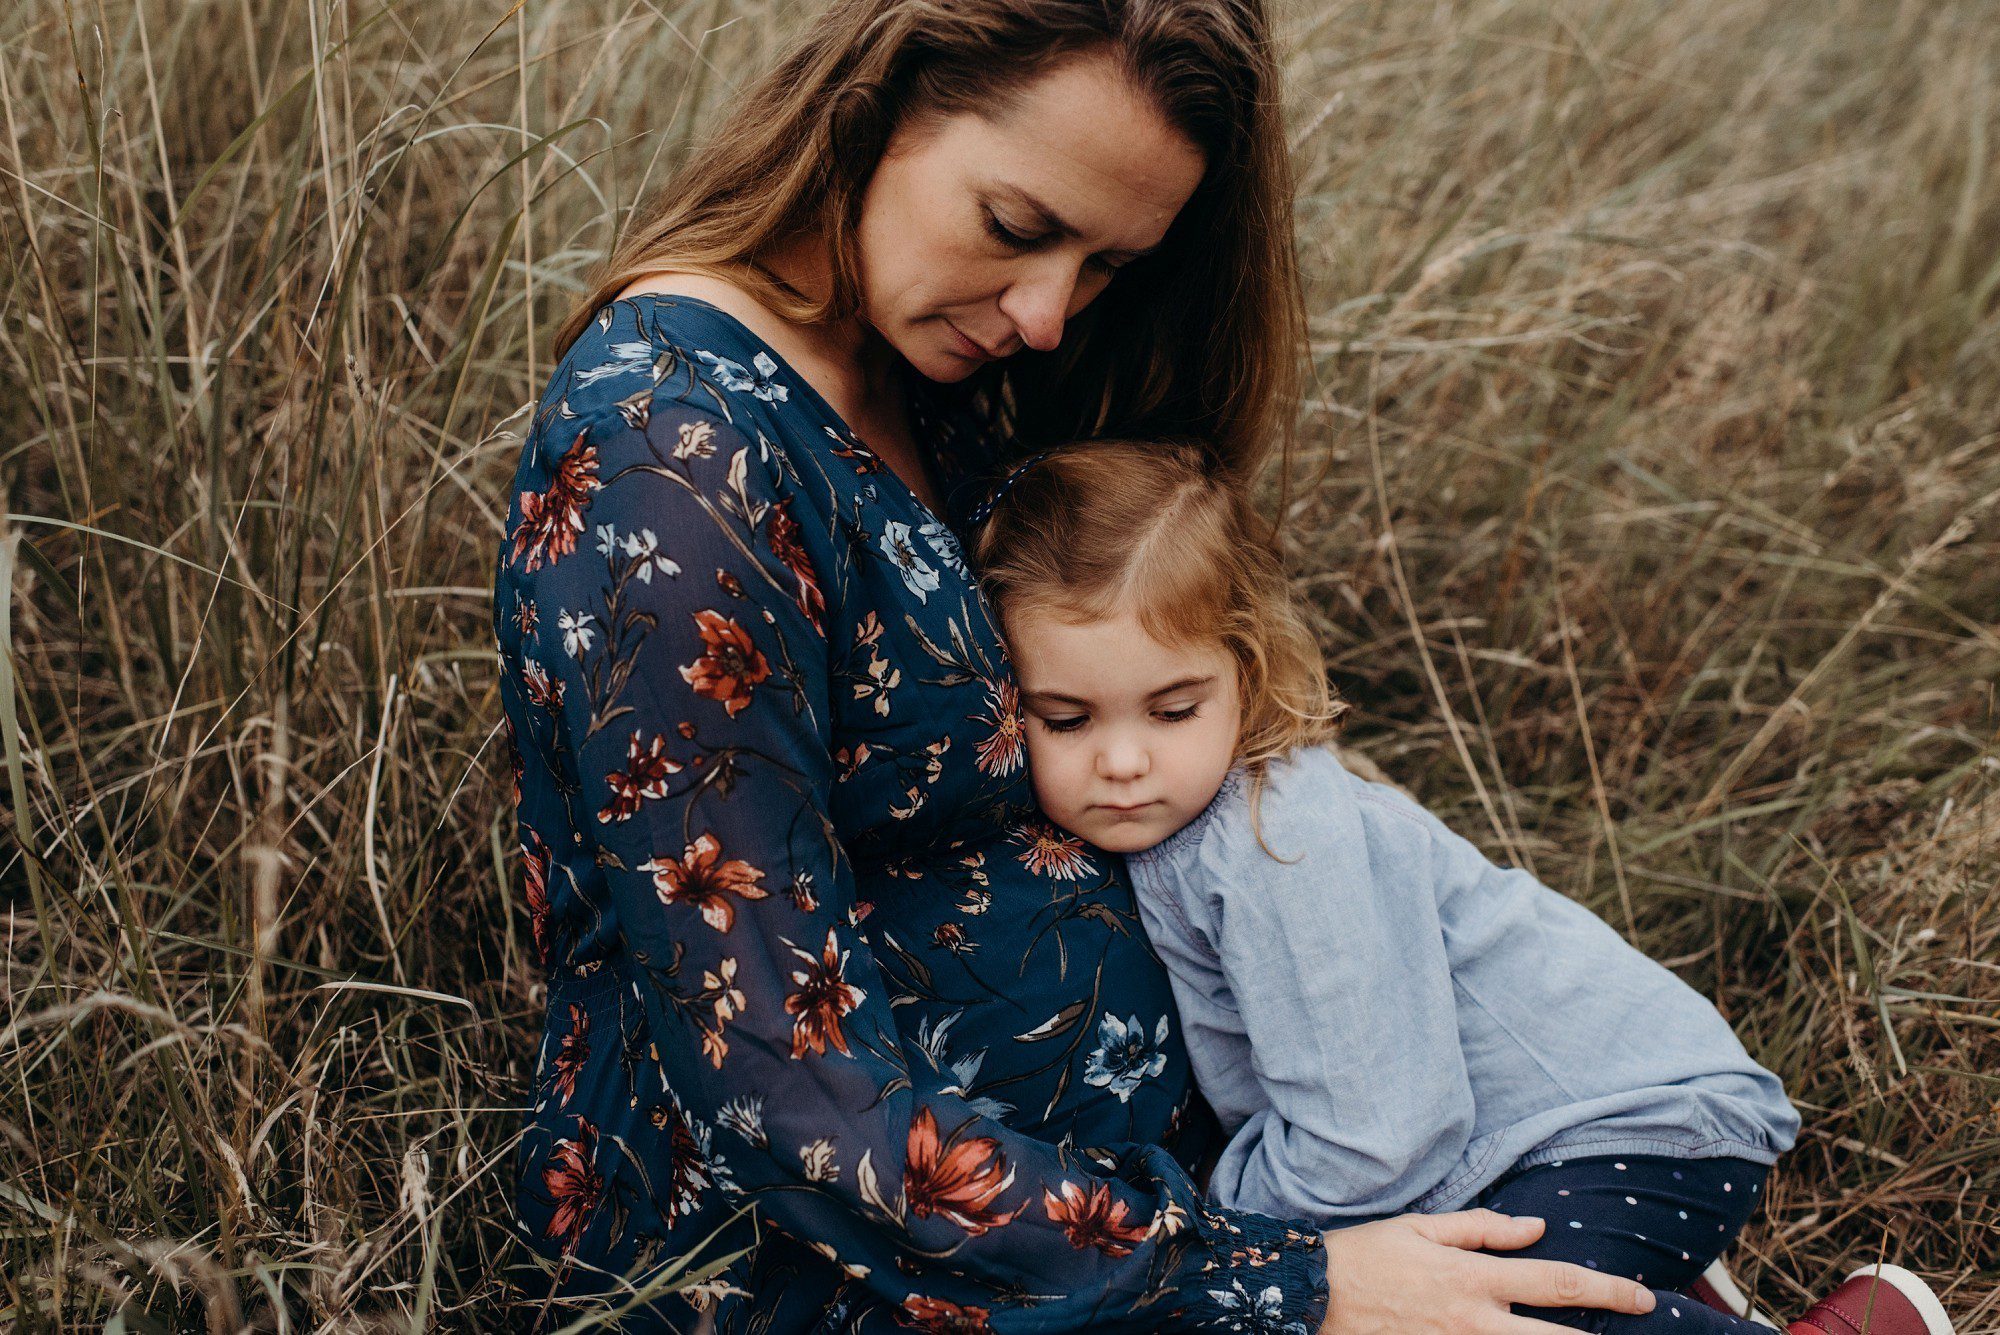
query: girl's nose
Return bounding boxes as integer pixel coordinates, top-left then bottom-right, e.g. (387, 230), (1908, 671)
(1096, 737), (1150, 781)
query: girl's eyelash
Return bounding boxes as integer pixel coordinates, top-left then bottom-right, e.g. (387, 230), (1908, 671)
(1036, 707), (1198, 735)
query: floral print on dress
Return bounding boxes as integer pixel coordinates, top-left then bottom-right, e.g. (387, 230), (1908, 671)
(494, 295), (1330, 1330)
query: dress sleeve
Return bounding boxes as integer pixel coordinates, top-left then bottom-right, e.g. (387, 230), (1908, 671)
(510, 388), (1331, 1332)
(1203, 766), (1478, 1223)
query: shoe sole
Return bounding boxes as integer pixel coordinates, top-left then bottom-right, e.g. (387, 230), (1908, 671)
(1847, 1263), (1954, 1335)
(1698, 1260), (1776, 1328)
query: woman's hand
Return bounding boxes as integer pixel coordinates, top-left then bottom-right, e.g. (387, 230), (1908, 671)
(1317, 1209), (1657, 1334)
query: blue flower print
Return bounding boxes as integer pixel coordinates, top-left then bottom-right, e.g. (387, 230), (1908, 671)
(878, 519), (940, 603)
(1084, 1012), (1170, 1103)
(697, 348), (789, 402)
(1204, 1278), (1311, 1335)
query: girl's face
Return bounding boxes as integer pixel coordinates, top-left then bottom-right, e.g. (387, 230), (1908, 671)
(1005, 606), (1241, 854)
(853, 54), (1207, 384)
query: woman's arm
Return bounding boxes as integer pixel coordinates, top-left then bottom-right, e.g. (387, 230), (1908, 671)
(510, 385), (1329, 1331)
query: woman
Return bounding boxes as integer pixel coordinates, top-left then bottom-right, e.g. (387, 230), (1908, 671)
(493, 0), (1663, 1329)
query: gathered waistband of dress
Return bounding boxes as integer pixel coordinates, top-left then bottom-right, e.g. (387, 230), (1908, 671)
(544, 963), (626, 1002)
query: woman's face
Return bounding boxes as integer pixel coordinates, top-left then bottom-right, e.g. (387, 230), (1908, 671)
(853, 54), (1208, 383)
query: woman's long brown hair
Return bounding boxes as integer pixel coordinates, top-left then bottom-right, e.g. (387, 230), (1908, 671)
(556, 0), (1305, 483)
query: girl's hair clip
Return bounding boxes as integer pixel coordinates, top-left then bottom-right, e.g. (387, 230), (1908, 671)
(966, 448), (1056, 526)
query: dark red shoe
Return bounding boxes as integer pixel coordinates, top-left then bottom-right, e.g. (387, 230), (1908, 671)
(1788, 1265), (1954, 1335)
(1688, 1260), (1772, 1325)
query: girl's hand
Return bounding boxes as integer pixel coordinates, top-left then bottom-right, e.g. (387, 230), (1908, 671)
(1317, 1209), (1657, 1334)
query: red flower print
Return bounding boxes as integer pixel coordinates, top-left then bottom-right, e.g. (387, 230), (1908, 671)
(512, 596), (538, 637)
(679, 609), (770, 717)
(1042, 1179), (1150, 1257)
(507, 726), (525, 807)
(897, 1294), (995, 1333)
(834, 743), (873, 782)
(767, 499), (825, 635)
(551, 1002), (589, 1107)
(510, 429), (600, 573)
(599, 730), (683, 823)
(540, 1117), (604, 1255)
(640, 833), (769, 932)
(1013, 822), (1095, 881)
(520, 658), (564, 711)
(648, 1099), (713, 1226)
(903, 1106), (1019, 1236)
(521, 830), (551, 961)
(971, 679), (1025, 777)
(783, 926), (867, 1058)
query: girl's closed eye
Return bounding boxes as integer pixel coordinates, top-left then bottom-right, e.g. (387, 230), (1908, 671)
(1036, 707), (1199, 734)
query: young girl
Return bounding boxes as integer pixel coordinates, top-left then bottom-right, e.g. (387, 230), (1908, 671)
(971, 439), (1955, 1335)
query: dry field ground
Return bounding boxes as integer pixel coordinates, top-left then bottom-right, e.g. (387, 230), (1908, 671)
(1, 0), (1995, 1327)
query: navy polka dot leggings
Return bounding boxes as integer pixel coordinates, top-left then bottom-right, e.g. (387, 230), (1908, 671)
(1468, 1154), (1781, 1333)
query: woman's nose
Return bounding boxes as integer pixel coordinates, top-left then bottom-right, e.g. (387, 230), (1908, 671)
(998, 260), (1081, 353)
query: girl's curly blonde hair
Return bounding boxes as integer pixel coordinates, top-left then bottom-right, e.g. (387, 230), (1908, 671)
(973, 439), (1345, 779)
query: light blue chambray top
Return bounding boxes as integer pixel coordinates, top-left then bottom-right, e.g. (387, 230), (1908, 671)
(1124, 745), (1800, 1225)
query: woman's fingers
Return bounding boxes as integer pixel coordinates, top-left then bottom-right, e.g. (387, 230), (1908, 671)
(1494, 1315), (1621, 1335)
(1481, 1255), (1656, 1315)
(1408, 1207), (1547, 1252)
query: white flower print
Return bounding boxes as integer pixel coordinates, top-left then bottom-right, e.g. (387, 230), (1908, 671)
(573, 341), (657, 387)
(682, 1277), (752, 1313)
(674, 418), (717, 459)
(697, 349), (789, 402)
(618, 527), (681, 582)
(716, 1095), (767, 1149)
(878, 520), (940, 603)
(1205, 1278), (1310, 1335)
(557, 609), (598, 658)
(919, 521), (969, 578)
(594, 522), (618, 560)
(799, 1137), (839, 1183)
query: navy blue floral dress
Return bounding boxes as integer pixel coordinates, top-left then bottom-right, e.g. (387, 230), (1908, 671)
(494, 295), (1330, 1333)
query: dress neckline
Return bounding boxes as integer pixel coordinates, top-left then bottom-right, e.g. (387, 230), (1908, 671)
(615, 290), (954, 530)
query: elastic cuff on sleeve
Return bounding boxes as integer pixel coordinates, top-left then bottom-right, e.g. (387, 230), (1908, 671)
(1174, 1203), (1329, 1332)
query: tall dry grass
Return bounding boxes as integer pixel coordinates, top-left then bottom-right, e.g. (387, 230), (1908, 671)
(1, 0), (1995, 1328)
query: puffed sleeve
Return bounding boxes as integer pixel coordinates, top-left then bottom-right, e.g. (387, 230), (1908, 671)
(1202, 760), (1475, 1223)
(508, 383), (1331, 1331)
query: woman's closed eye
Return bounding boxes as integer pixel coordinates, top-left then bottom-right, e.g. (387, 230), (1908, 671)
(983, 210), (1128, 274)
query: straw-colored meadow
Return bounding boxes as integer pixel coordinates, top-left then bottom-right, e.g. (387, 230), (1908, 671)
(3, 0), (1995, 1327)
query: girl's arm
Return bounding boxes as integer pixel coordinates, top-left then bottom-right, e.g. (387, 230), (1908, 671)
(1196, 755), (1478, 1221)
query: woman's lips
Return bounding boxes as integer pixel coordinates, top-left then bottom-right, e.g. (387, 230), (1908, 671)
(943, 319), (998, 361)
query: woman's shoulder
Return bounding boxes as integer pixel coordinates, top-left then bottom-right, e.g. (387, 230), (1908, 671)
(543, 284), (824, 465)
(612, 272), (792, 344)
